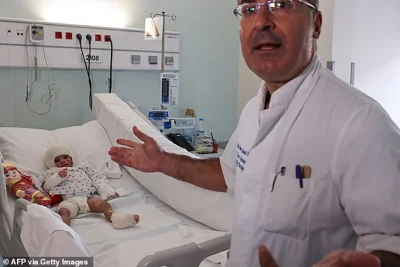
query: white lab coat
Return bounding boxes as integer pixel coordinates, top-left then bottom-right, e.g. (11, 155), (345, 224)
(221, 56), (400, 267)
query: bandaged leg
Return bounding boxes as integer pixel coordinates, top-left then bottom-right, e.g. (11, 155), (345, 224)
(87, 197), (139, 229)
(57, 200), (79, 226)
(110, 212), (140, 229)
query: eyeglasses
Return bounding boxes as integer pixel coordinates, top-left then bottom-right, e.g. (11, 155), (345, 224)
(234, 0), (317, 18)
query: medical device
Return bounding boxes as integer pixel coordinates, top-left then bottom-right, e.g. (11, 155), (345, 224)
(29, 24), (44, 43)
(148, 110), (170, 133)
(161, 72), (179, 106)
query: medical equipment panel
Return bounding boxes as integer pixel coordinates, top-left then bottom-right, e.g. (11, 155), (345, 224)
(29, 24), (44, 43)
(0, 18), (180, 71)
(161, 72), (179, 106)
(148, 110), (170, 133)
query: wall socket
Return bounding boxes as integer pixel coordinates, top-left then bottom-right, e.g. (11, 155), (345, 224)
(16, 30), (25, 36)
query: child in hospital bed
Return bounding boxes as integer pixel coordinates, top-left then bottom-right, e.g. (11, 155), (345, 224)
(33, 146), (140, 229)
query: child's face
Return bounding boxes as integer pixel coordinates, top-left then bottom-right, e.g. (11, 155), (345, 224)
(54, 155), (73, 168)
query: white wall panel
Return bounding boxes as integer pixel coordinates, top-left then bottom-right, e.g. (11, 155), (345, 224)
(0, 18), (180, 71)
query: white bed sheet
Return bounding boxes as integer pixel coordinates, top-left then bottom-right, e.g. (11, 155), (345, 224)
(79, 167), (228, 266)
(7, 167), (228, 267)
(109, 167), (214, 231)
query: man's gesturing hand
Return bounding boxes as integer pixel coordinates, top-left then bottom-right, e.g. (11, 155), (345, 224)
(108, 126), (163, 173)
(259, 245), (279, 267)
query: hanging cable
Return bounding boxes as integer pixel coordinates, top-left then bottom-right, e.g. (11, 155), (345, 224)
(76, 33), (93, 110)
(86, 34), (93, 109)
(105, 35), (114, 93)
(24, 24), (58, 115)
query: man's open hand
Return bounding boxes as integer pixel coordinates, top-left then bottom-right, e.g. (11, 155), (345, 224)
(109, 126), (163, 173)
(259, 245), (278, 267)
(258, 246), (381, 267)
(312, 250), (381, 267)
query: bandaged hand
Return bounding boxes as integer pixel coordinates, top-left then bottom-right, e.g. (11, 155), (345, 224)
(97, 183), (119, 200)
(58, 168), (68, 178)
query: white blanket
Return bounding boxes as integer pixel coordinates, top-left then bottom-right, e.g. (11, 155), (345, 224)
(20, 184), (228, 266)
(70, 190), (228, 266)
(20, 204), (93, 258)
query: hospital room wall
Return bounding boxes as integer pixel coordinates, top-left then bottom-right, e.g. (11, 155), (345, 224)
(237, 0), (335, 119)
(332, 0), (400, 126)
(0, 0), (239, 142)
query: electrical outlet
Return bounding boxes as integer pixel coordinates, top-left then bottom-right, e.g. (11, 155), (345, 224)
(16, 30), (24, 36)
(55, 31), (62, 39)
(65, 32), (73, 40)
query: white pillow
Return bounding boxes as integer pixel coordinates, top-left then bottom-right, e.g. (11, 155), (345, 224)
(92, 93), (234, 232)
(0, 121), (121, 178)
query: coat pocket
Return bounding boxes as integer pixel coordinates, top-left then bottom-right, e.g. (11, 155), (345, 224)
(261, 172), (315, 241)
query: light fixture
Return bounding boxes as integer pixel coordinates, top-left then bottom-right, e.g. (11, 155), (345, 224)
(42, 0), (126, 28)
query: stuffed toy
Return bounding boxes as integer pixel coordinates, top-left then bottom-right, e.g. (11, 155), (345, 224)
(3, 163), (61, 207)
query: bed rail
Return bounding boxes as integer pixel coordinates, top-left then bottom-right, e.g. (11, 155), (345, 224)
(137, 233), (231, 267)
(0, 154), (13, 255)
(9, 198), (30, 257)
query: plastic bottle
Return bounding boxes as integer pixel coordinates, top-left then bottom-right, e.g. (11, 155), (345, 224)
(195, 118), (206, 145)
(196, 118), (205, 136)
(183, 128), (195, 144)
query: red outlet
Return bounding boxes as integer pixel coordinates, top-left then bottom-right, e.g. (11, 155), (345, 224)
(55, 31), (62, 39)
(105, 35), (111, 42)
(65, 32), (73, 40)
(95, 34), (102, 42)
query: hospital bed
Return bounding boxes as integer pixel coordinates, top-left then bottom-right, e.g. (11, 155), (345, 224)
(0, 93), (233, 267)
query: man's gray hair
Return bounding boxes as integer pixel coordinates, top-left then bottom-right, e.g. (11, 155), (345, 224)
(307, 0), (320, 10)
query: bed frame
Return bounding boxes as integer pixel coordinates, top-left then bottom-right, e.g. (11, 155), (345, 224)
(0, 141), (231, 266)
(0, 155), (31, 258)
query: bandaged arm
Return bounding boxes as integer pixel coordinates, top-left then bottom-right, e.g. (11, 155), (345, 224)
(82, 163), (116, 199)
(43, 173), (65, 191)
(33, 169), (65, 192)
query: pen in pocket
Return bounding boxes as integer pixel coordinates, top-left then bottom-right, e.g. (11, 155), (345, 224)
(296, 165), (303, 188)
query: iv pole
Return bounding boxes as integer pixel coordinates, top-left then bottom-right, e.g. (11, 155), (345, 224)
(150, 12), (177, 73)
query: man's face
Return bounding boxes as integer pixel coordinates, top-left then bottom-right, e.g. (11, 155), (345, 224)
(239, 0), (322, 83)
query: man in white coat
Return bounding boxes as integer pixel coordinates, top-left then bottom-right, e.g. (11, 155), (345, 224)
(109, 0), (400, 266)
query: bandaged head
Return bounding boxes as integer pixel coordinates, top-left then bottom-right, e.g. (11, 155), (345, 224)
(44, 146), (76, 168)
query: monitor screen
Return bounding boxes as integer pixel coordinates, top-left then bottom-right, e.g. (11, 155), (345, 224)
(162, 78), (169, 97)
